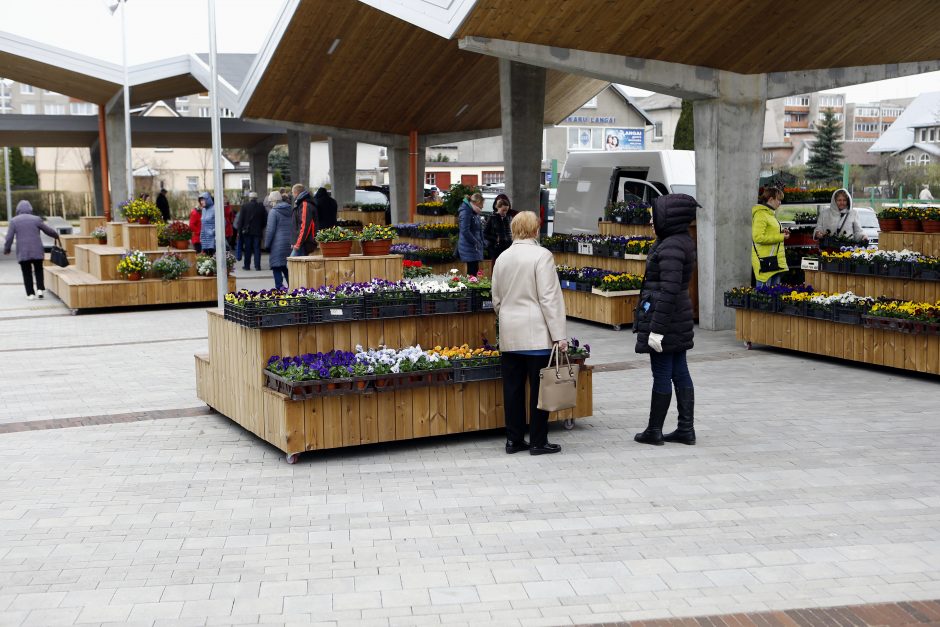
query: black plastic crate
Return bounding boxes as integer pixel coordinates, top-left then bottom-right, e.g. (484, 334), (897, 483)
(914, 268), (940, 281)
(452, 361), (502, 382)
(832, 305), (866, 325)
(470, 290), (494, 312)
(775, 300), (807, 317)
(308, 298), (364, 323)
(224, 301), (307, 329)
(420, 293), (472, 315)
(723, 292), (749, 309)
(805, 304), (832, 321)
(364, 292), (420, 319)
(748, 295), (775, 312)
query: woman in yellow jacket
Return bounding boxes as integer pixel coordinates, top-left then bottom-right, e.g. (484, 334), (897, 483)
(751, 186), (790, 286)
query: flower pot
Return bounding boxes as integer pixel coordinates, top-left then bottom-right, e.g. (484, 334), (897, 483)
(355, 379), (368, 390)
(361, 239), (393, 256)
(95, 237), (107, 245)
(126, 272), (142, 281)
(171, 239), (189, 250)
(922, 219), (940, 234)
(319, 241), (353, 257)
(900, 218), (922, 232)
(878, 218), (901, 232)
(374, 378), (389, 389)
(139, 216), (150, 225)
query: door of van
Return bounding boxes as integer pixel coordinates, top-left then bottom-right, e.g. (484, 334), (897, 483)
(608, 171), (665, 206)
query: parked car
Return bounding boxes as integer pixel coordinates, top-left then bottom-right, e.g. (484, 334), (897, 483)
(854, 206), (880, 247)
(40, 216), (73, 251)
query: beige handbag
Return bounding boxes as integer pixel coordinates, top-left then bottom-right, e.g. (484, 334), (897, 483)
(536, 344), (580, 412)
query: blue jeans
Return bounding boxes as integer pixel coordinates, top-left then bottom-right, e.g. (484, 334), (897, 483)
(241, 234), (261, 269)
(272, 266), (288, 291)
(756, 273), (782, 288)
(649, 350), (693, 395)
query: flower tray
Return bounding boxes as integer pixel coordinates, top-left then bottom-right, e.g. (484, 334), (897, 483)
(723, 292), (749, 309)
(224, 301), (307, 329)
(748, 295), (776, 312)
(832, 305), (865, 325)
(592, 243), (611, 257)
(416, 206), (445, 216)
(364, 293), (420, 319)
(575, 282), (593, 293)
(862, 315), (909, 334)
(775, 301), (807, 317)
(264, 371), (364, 400)
(420, 293), (472, 315)
(876, 263), (912, 278)
(849, 262), (875, 275)
(820, 260), (844, 273)
(470, 290), (494, 312)
(452, 360), (502, 383)
(308, 298), (365, 323)
(559, 280), (577, 291)
(913, 268), (940, 281)
(591, 288), (640, 298)
(563, 241), (579, 253)
(805, 304), (832, 321)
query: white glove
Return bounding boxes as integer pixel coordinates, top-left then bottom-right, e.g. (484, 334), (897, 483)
(648, 333), (664, 353)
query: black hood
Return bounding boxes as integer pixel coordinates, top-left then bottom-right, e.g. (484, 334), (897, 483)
(313, 187), (331, 202)
(652, 193), (699, 238)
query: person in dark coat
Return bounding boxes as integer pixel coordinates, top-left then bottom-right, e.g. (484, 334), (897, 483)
(156, 188), (171, 222)
(483, 198), (512, 261)
(263, 191), (294, 290)
(291, 184), (318, 255)
(3, 200), (60, 300)
(457, 192), (484, 276)
(313, 187), (338, 230)
(633, 193), (699, 446)
(494, 192), (515, 218)
(236, 192), (267, 271)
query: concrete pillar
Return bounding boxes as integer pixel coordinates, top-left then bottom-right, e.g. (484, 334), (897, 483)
(287, 130), (311, 188)
(104, 92), (128, 211)
(90, 142), (104, 217)
(328, 137), (357, 207)
(693, 72), (767, 331)
(416, 144), (426, 201)
(249, 148), (269, 199)
(388, 146), (409, 223)
(499, 59), (546, 214)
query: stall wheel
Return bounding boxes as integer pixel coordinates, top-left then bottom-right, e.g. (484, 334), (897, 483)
(286, 453), (300, 465)
(745, 341), (752, 350)
(611, 324), (621, 331)
(563, 419), (575, 430)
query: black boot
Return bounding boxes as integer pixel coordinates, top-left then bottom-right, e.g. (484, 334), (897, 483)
(634, 391), (671, 446)
(663, 387), (696, 445)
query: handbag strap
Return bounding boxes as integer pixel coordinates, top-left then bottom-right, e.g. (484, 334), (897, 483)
(753, 241), (778, 257)
(836, 212), (849, 235)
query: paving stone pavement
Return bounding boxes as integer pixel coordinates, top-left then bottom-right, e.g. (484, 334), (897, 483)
(1, 250), (939, 626)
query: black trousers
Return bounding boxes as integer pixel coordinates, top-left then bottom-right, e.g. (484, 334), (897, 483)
(500, 352), (550, 446)
(466, 260), (479, 276)
(20, 260), (44, 295)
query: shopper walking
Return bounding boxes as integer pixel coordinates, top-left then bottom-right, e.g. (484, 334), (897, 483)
(484, 198), (512, 260)
(3, 200), (60, 300)
(189, 200), (202, 253)
(291, 184), (318, 255)
(491, 211), (568, 456)
(264, 191), (294, 290)
(313, 187), (338, 230)
(236, 192), (267, 271)
(156, 188), (171, 222)
(198, 192), (217, 256)
(457, 192), (485, 276)
(751, 186), (789, 287)
(633, 193), (699, 446)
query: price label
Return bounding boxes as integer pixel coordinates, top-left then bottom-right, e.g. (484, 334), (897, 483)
(800, 258), (819, 271)
(330, 308), (344, 316)
(577, 243), (593, 256)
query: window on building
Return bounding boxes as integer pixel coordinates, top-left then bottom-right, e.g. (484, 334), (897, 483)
(820, 95), (843, 107)
(22, 147), (35, 157)
(220, 107), (235, 118)
(882, 123), (890, 131)
(819, 111), (842, 121)
(883, 107), (903, 117)
(905, 154), (917, 165)
(785, 96), (810, 106)
(187, 176), (199, 192)
(582, 96), (598, 109)
(44, 89), (60, 96)
(567, 126), (603, 150)
(482, 171), (505, 185)
(425, 172), (436, 186)
(20, 103), (36, 115)
(197, 106), (210, 117)
(177, 103), (189, 113)
(921, 129), (928, 142)
(930, 129), (937, 142)
(69, 102), (97, 115)
(855, 123), (877, 133)
(761, 151), (774, 164)
(653, 122), (663, 141)
(921, 154), (932, 166)
(43, 103), (66, 115)
(20, 84), (34, 94)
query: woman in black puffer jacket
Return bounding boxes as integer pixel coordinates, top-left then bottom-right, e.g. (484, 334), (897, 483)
(633, 193), (698, 446)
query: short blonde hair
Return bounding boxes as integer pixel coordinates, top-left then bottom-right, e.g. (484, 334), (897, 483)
(291, 183), (305, 196)
(510, 210), (540, 240)
(469, 192), (484, 203)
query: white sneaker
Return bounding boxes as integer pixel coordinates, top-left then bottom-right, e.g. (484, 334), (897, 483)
(27, 294), (36, 301)
(37, 290), (44, 299)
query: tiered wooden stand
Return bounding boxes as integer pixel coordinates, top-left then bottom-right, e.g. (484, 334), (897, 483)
(562, 289), (638, 329)
(43, 223), (232, 311)
(397, 236), (451, 249)
(881, 231), (940, 257)
(339, 209), (387, 225)
(805, 270), (940, 303)
(196, 255), (594, 462)
(287, 254), (404, 287)
(79, 216), (107, 234)
(414, 213), (456, 225)
(417, 260), (493, 276)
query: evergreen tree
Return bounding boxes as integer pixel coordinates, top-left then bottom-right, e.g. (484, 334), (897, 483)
(806, 108), (844, 183)
(9, 147), (38, 187)
(268, 148), (291, 186)
(673, 100), (695, 150)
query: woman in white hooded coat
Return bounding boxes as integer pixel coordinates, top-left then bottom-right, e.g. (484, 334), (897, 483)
(814, 188), (867, 244)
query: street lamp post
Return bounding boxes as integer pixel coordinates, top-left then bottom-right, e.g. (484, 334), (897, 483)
(208, 0), (227, 306)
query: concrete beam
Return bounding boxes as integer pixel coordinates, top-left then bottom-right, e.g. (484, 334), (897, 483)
(248, 117), (407, 149)
(287, 130), (311, 189)
(89, 141), (104, 218)
(422, 128), (502, 147)
(766, 60), (940, 100)
(500, 59), (546, 217)
(104, 90), (129, 209)
(693, 72), (767, 331)
(249, 147), (270, 200)
(328, 137), (357, 208)
(459, 37), (719, 100)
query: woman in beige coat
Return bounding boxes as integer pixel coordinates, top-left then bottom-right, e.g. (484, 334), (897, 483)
(491, 211), (569, 455)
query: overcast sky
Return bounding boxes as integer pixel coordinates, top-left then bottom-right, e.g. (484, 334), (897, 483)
(4, 0), (940, 104)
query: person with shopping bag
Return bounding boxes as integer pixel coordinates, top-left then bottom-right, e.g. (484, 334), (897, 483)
(491, 211), (569, 456)
(633, 193), (699, 446)
(3, 200), (61, 300)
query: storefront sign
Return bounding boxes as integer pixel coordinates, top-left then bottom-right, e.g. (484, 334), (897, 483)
(565, 116), (617, 124)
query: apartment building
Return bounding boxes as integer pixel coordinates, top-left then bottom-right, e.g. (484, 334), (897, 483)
(845, 100), (910, 141)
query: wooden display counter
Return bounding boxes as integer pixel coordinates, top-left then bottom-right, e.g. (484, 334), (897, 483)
(105, 222), (124, 247)
(75, 245), (198, 281)
(396, 236), (452, 250)
(60, 234), (99, 257)
(597, 222), (697, 239)
(196, 310), (592, 460)
(44, 266), (233, 310)
(122, 223), (159, 250)
(338, 209), (387, 225)
(562, 289), (637, 329)
(880, 231), (940, 257)
(287, 254), (403, 288)
(805, 269), (940, 303)
(736, 309), (940, 376)
(416, 260), (493, 277)
(414, 213), (456, 225)
(79, 216), (107, 234)
(553, 251), (646, 274)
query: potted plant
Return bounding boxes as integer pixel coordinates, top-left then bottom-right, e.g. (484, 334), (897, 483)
(116, 250), (152, 281)
(152, 252), (191, 281)
(315, 225), (357, 257)
(922, 206), (940, 234)
(121, 198), (163, 225)
(196, 251), (236, 276)
(899, 206), (923, 232)
(567, 338), (591, 365)
(90, 225), (107, 245)
(416, 201), (445, 216)
(358, 223), (397, 256)
(164, 221), (193, 249)
(877, 206), (902, 232)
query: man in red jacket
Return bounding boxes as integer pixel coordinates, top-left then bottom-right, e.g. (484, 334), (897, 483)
(291, 184), (318, 255)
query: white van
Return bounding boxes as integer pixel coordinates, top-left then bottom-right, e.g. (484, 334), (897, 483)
(553, 150), (696, 235)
